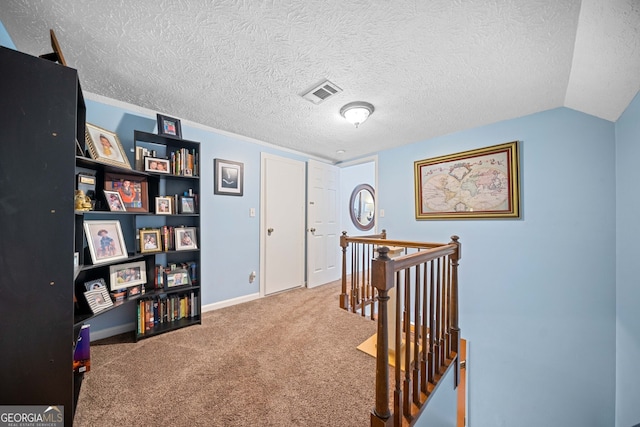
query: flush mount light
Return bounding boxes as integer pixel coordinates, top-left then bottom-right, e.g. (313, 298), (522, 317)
(340, 101), (374, 128)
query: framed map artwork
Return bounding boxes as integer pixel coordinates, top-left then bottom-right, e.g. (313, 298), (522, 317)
(414, 141), (520, 220)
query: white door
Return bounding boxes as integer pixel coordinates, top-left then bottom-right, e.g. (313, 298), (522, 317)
(260, 153), (306, 295)
(306, 159), (341, 288)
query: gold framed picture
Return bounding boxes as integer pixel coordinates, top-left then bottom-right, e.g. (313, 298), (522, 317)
(414, 141), (520, 220)
(140, 229), (162, 253)
(85, 123), (131, 169)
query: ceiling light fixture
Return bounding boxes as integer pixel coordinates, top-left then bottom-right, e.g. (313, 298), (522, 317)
(340, 101), (374, 128)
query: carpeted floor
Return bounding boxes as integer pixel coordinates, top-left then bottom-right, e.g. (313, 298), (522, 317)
(73, 281), (378, 426)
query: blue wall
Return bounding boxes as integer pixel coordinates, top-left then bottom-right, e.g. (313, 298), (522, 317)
(377, 107), (617, 427)
(615, 91), (640, 427)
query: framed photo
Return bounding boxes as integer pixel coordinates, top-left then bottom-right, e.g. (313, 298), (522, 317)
(155, 196), (173, 214)
(104, 190), (126, 212)
(214, 158), (244, 196)
(157, 113), (182, 138)
(104, 172), (149, 212)
(85, 123), (132, 169)
(84, 286), (113, 314)
(127, 285), (142, 298)
(144, 157), (170, 174)
(414, 141), (520, 220)
(109, 260), (147, 291)
(84, 278), (107, 292)
(140, 228), (162, 253)
(179, 196), (196, 214)
(165, 269), (191, 289)
(175, 227), (198, 251)
(83, 220), (128, 265)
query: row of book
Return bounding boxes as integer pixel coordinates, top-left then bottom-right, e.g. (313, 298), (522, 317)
(134, 146), (198, 176)
(136, 291), (200, 335)
(170, 148), (198, 176)
(152, 261), (198, 289)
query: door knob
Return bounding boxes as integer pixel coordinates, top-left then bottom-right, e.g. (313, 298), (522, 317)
(267, 228), (274, 236)
(310, 228), (316, 233)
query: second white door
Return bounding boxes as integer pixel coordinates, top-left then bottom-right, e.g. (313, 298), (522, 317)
(306, 159), (341, 288)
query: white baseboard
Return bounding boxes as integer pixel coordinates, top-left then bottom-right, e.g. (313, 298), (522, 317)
(202, 292), (260, 313)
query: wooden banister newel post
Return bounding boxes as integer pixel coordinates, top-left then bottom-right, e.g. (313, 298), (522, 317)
(371, 246), (395, 427)
(340, 231), (349, 310)
(449, 235), (461, 388)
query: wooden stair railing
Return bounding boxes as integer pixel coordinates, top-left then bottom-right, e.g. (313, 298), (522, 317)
(340, 232), (461, 427)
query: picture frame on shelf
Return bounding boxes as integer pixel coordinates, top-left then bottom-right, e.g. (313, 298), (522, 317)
(104, 172), (149, 212)
(175, 227), (198, 251)
(127, 285), (142, 298)
(413, 141), (520, 220)
(140, 228), (162, 253)
(157, 113), (182, 138)
(109, 260), (147, 292)
(155, 196), (173, 214)
(103, 190), (126, 212)
(84, 286), (113, 314)
(214, 158), (243, 196)
(85, 123), (131, 169)
(165, 269), (191, 289)
(83, 220), (128, 265)
(179, 196), (196, 214)
(144, 157), (170, 174)
(84, 278), (107, 292)
(77, 173), (96, 199)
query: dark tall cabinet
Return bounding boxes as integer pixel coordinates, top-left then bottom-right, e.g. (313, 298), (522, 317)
(0, 46), (85, 426)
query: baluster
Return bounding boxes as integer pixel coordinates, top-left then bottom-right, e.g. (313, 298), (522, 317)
(444, 254), (450, 359)
(394, 270), (402, 427)
(403, 268), (412, 416)
(449, 235), (461, 387)
(433, 258), (441, 374)
(420, 261), (429, 393)
(428, 259), (435, 384)
(439, 256), (445, 369)
(413, 263), (422, 405)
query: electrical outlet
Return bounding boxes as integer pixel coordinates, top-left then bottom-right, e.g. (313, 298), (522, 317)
(380, 209), (385, 218)
(250, 208), (256, 217)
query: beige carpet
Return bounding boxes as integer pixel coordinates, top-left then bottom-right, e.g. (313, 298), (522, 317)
(74, 281), (378, 427)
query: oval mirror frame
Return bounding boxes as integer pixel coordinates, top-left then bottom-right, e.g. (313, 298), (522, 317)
(349, 184), (375, 231)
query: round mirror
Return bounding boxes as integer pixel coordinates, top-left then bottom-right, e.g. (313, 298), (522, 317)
(349, 184), (375, 231)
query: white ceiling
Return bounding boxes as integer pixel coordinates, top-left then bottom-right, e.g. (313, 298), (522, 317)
(2, 0), (639, 162)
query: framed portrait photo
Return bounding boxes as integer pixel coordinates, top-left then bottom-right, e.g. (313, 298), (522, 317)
(104, 172), (149, 212)
(109, 260), (147, 292)
(84, 278), (107, 292)
(83, 220), (128, 265)
(165, 269), (191, 289)
(214, 158), (243, 196)
(84, 286), (113, 314)
(179, 196), (196, 214)
(157, 113), (182, 138)
(103, 190), (126, 212)
(85, 123), (131, 169)
(144, 157), (170, 174)
(140, 228), (162, 253)
(155, 196), (173, 214)
(175, 227), (198, 251)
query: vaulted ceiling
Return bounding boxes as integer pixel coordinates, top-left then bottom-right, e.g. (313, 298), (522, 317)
(2, 0), (639, 162)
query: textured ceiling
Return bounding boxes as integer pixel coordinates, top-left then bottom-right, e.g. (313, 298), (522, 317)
(2, 0), (639, 162)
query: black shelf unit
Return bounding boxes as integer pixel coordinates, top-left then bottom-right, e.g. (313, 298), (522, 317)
(0, 46), (85, 427)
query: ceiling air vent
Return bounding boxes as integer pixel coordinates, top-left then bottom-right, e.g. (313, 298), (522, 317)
(300, 80), (342, 104)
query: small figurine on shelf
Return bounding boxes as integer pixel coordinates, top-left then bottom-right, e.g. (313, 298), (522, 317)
(74, 189), (93, 211)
